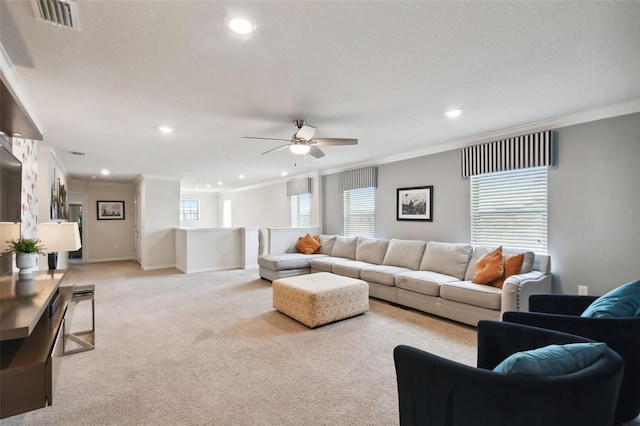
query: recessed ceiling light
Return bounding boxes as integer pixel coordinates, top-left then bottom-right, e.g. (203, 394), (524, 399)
(206, 184), (211, 188)
(101, 169), (110, 175)
(159, 126), (174, 133)
(445, 108), (463, 118)
(281, 171), (288, 176)
(217, 181), (223, 186)
(239, 174), (245, 179)
(226, 14), (255, 34)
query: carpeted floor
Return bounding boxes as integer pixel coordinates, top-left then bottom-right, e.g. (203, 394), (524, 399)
(1, 261), (477, 426)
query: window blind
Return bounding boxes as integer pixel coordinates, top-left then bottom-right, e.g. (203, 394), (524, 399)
(290, 193), (311, 228)
(470, 167), (548, 253)
(343, 187), (375, 238)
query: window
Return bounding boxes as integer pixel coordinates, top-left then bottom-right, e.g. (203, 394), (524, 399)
(290, 193), (311, 227)
(470, 167), (548, 253)
(343, 187), (375, 238)
(179, 199), (199, 220)
(222, 200), (232, 228)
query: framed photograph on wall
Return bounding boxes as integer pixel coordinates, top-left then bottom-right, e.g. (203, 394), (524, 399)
(397, 186), (433, 221)
(97, 200), (125, 220)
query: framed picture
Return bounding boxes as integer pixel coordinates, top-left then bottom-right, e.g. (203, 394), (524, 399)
(97, 200), (125, 220)
(397, 186), (433, 221)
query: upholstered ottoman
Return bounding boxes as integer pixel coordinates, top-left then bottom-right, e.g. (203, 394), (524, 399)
(272, 272), (369, 328)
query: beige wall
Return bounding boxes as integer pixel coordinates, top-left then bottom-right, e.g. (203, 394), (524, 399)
(68, 179), (135, 263)
(140, 177), (180, 270)
(219, 182), (291, 229)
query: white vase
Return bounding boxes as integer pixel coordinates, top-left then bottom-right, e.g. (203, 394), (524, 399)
(16, 253), (38, 275)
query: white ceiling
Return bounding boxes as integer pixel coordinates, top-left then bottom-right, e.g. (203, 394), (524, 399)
(1, 1), (639, 192)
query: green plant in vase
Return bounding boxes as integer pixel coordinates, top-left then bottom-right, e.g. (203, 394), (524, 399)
(5, 237), (46, 275)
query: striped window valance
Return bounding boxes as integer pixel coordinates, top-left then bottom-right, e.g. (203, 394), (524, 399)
(461, 131), (555, 178)
(286, 177), (312, 196)
(338, 166), (378, 192)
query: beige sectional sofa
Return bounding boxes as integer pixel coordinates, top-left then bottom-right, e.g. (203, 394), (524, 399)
(258, 230), (551, 326)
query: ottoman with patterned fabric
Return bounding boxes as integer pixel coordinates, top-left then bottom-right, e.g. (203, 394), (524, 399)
(272, 272), (369, 328)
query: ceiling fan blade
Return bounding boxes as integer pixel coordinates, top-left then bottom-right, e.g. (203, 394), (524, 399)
(309, 138), (358, 146)
(243, 136), (291, 142)
(309, 145), (325, 158)
(261, 144), (290, 155)
(295, 125), (317, 141)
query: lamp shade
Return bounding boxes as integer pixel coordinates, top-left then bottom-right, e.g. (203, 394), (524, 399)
(0, 222), (21, 252)
(37, 222), (81, 253)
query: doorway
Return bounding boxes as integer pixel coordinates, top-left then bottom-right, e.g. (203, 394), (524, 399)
(67, 193), (87, 264)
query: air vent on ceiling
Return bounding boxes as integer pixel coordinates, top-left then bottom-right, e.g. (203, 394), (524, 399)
(69, 151), (85, 156)
(31, 0), (80, 31)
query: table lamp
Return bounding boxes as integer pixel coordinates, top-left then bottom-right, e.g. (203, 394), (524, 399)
(0, 222), (21, 253)
(37, 222), (82, 270)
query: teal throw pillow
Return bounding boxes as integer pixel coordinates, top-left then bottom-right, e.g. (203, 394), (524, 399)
(581, 280), (640, 318)
(493, 342), (606, 376)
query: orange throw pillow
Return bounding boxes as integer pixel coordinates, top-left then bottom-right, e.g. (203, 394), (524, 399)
(295, 233), (322, 255)
(312, 235), (322, 254)
(472, 246), (504, 284)
(490, 253), (525, 289)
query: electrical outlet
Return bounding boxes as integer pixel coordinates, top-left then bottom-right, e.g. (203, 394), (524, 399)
(578, 285), (588, 295)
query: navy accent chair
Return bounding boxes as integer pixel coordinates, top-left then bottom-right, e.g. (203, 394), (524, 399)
(503, 293), (640, 424)
(393, 320), (623, 426)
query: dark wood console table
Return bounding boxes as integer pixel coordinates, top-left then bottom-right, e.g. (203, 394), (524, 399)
(0, 271), (71, 419)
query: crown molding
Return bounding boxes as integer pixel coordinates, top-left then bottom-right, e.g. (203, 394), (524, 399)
(216, 170), (321, 195)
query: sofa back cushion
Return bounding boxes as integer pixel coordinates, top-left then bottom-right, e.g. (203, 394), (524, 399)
(464, 246), (535, 281)
(331, 236), (358, 260)
(382, 239), (426, 270)
(318, 235), (337, 255)
(356, 237), (390, 265)
(420, 241), (473, 280)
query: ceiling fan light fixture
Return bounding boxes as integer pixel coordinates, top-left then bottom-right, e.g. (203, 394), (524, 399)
(290, 144), (310, 155)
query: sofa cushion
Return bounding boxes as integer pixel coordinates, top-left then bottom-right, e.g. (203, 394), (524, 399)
(419, 241), (473, 280)
(361, 265), (413, 286)
(581, 280), (640, 318)
(395, 271), (459, 297)
(331, 236), (358, 260)
(472, 246), (504, 284)
(309, 257), (346, 273)
(295, 233), (322, 254)
(440, 281), (502, 310)
(356, 237), (390, 265)
(382, 239), (426, 270)
(493, 342), (607, 376)
(464, 246), (535, 281)
(332, 260), (374, 279)
(318, 235), (337, 255)
(258, 253), (327, 271)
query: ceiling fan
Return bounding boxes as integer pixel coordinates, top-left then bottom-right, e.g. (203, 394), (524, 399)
(243, 120), (358, 158)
